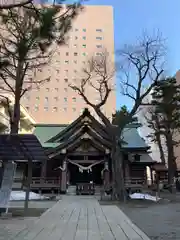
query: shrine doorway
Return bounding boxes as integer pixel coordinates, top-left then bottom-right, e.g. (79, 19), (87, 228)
(68, 162), (104, 185)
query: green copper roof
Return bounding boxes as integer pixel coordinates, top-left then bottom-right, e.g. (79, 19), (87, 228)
(33, 124), (148, 150)
(33, 124), (68, 147)
(33, 109), (148, 150)
(122, 127), (148, 149)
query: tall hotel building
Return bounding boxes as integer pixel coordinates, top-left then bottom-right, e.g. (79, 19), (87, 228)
(22, 5), (116, 124)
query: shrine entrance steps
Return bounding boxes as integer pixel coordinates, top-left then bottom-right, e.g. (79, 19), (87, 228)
(67, 185), (102, 195)
(67, 185), (76, 195)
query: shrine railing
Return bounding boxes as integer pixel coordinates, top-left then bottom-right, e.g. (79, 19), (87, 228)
(14, 177), (60, 185)
(31, 177), (60, 185)
(125, 177), (145, 186)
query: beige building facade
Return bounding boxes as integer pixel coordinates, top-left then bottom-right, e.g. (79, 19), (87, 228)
(0, 93), (35, 134)
(21, 5), (116, 124)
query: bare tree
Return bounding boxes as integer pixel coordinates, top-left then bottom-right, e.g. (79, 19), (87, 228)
(70, 35), (165, 201)
(0, 0), (77, 10)
(0, 3), (82, 133)
(0, 0), (33, 10)
(143, 106), (166, 164)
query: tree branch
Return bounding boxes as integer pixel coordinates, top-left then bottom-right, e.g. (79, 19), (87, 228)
(0, 0), (32, 9)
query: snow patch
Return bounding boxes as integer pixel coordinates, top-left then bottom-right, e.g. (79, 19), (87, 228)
(10, 191), (49, 201)
(129, 193), (161, 202)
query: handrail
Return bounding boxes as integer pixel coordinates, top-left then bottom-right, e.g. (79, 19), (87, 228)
(125, 177), (145, 185)
(14, 177), (60, 184)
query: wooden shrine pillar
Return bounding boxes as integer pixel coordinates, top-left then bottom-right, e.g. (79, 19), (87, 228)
(40, 159), (47, 183)
(0, 161), (3, 188)
(103, 158), (110, 187)
(61, 158), (67, 193)
(150, 166), (154, 185)
(125, 163), (130, 181)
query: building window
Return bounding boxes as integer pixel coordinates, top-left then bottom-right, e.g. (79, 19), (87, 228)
(72, 107), (76, 112)
(36, 96), (39, 101)
(38, 69), (42, 72)
(83, 28), (86, 32)
(26, 106), (29, 111)
(46, 88), (49, 92)
(82, 61), (86, 64)
(82, 36), (86, 40)
(82, 44), (86, 48)
(96, 52), (102, 56)
(56, 69), (60, 73)
(65, 60), (69, 64)
(96, 36), (103, 40)
(96, 44), (102, 48)
(66, 52), (69, 56)
(74, 70), (77, 74)
(96, 29), (102, 32)
(56, 78), (59, 82)
(64, 78), (68, 83)
(82, 52), (86, 56)
(75, 28), (78, 32)
(65, 69), (68, 73)
(64, 97), (67, 102)
(64, 107), (67, 112)
(54, 97), (58, 101)
(53, 107), (58, 112)
(74, 52), (78, 56)
(72, 97), (76, 102)
(44, 106), (48, 111)
(45, 97), (48, 103)
(64, 88), (68, 92)
(80, 108), (85, 114)
(26, 95), (30, 100)
(35, 106), (39, 111)
(74, 60), (77, 64)
(55, 88), (58, 92)
(74, 44), (77, 48)
(75, 36), (78, 40)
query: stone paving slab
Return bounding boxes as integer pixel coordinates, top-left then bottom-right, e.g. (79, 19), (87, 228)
(0, 218), (36, 240)
(12, 196), (150, 240)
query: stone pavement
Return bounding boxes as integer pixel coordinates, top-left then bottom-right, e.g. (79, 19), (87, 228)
(12, 196), (150, 240)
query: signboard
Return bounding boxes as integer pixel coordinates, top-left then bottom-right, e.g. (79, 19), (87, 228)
(0, 161), (16, 211)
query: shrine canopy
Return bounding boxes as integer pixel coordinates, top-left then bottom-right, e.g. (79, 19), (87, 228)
(34, 108), (152, 162)
(0, 134), (48, 163)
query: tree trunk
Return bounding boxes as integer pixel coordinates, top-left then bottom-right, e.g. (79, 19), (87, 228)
(155, 114), (166, 164)
(10, 61), (23, 134)
(156, 133), (166, 164)
(166, 132), (177, 187)
(111, 143), (127, 202)
(24, 158), (32, 216)
(10, 94), (21, 134)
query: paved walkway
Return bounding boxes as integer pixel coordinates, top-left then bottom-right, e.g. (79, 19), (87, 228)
(13, 196), (150, 240)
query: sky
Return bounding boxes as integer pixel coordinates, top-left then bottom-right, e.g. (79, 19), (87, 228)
(84, 0), (180, 110)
